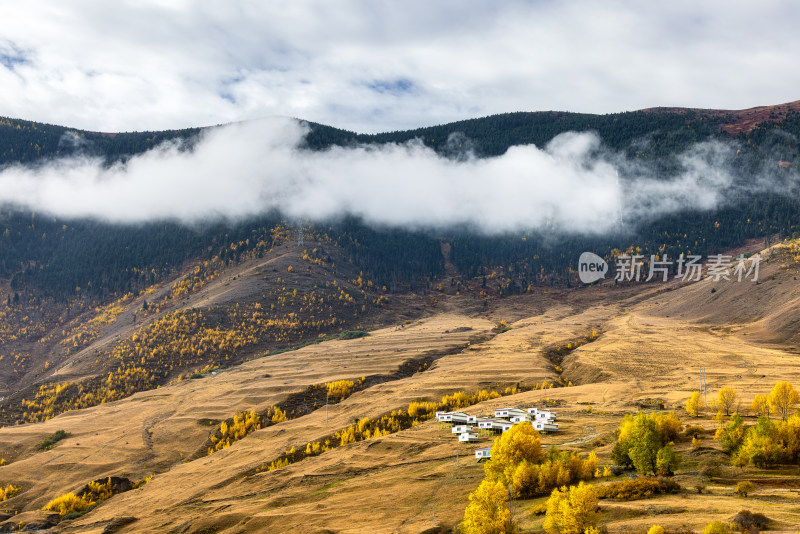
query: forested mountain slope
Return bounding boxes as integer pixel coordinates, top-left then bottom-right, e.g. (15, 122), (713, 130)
(0, 101), (798, 418)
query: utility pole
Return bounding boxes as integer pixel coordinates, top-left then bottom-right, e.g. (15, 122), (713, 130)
(456, 449), (459, 464)
(326, 389), (329, 425)
(432, 505), (435, 528)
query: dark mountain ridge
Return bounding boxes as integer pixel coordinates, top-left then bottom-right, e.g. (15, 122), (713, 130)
(0, 101), (798, 302)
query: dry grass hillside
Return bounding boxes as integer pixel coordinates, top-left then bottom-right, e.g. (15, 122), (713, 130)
(2, 241), (800, 532)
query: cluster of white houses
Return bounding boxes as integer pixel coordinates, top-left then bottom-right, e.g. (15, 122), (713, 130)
(436, 406), (559, 461)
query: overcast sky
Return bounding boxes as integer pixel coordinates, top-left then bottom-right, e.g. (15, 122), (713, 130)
(0, 1), (799, 133)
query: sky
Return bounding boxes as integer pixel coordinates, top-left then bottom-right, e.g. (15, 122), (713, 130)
(1, 1), (799, 133)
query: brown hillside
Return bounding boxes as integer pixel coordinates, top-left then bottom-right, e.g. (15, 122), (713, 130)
(0, 253), (799, 530)
(643, 99), (800, 135)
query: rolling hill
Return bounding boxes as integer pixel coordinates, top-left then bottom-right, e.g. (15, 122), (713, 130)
(0, 102), (800, 532)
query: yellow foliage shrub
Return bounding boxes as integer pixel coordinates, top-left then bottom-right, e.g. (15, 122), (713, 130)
(461, 479), (512, 534)
(596, 476), (680, 500)
(132, 474), (153, 489)
(209, 410), (262, 454)
(43, 492), (95, 516)
(703, 521), (731, 534)
(511, 451), (598, 498)
(325, 378), (365, 400)
(0, 484), (20, 502)
(84, 478), (115, 502)
(543, 482), (599, 534)
(269, 406), (288, 424)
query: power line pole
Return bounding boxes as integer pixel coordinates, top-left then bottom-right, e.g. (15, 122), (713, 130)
(326, 389), (329, 425)
(544, 365), (547, 403)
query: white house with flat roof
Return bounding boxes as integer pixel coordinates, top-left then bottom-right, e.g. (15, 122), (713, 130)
(451, 425), (473, 434)
(494, 407), (528, 419)
(475, 447), (492, 461)
(459, 432), (479, 442)
(533, 420), (559, 433)
(528, 407), (557, 421)
(477, 418), (506, 431)
(437, 411), (470, 424)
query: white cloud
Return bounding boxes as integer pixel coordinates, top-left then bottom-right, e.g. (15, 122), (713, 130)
(0, 1), (799, 133)
(0, 118), (752, 234)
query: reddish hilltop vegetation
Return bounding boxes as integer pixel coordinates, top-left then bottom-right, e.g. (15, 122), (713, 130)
(643, 99), (800, 135)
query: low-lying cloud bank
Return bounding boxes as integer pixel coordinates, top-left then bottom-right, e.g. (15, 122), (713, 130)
(0, 118), (788, 234)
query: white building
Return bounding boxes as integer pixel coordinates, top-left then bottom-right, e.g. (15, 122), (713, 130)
(533, 420), (559, 433)
(458, 432), (479, 442)
(477, 419), (507, 432)
(528, 407), (557, 421)
(451, 425), (473, 434)
(494, 407), (528, 419)
(475, 447), (492, 461)
(509, 415), (531, 424)
(437, 411), (470, 424)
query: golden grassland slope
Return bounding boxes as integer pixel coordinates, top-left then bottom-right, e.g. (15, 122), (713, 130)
(0, 237), (439, 428)
(4, 241), (800, 532)
(646, 243), (800, 345)
(0, 314), (491, 525)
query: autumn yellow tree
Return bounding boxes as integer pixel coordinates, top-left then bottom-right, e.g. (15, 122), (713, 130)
(543, 482), (600, 534)
(686, 391), (702, 417)
(714, 410), (726, 427)
(751, 394), (770, 419)
(734, 481), (754, 497)
(43, 492), (95, 516)
(461, 479), (513, 534)
(611, 412), (681, 475)
(717, 387), (739, 416)
(0, 484), (19, 502)
(768, 381), (799, 421)
(510, 450), (598, 498)
(484, 422), (544, 485)
(715, 414), (746, 453)
(703, 521), (730, 534)
(731, 413), (800, 467)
